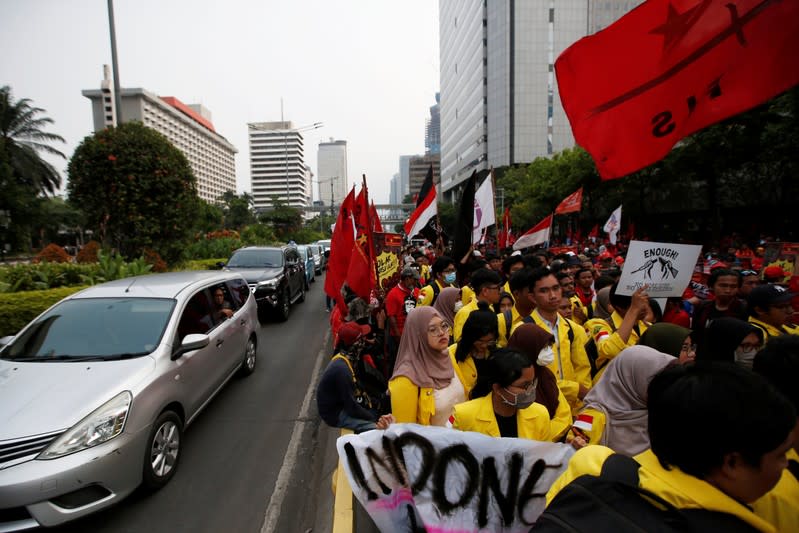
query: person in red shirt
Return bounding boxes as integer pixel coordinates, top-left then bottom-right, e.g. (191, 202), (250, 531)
(385, 267), (421, 368)
(662, 297), (691, 328)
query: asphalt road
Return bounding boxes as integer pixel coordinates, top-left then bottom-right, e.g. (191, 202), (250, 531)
(50, 275), (342, 533)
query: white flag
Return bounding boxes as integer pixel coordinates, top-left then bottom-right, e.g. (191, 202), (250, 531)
(603, 204), (622, 245)
(472, 177), (496, 244)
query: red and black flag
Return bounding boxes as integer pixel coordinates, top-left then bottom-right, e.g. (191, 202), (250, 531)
(404, 165), (446, 245)
(346, 177), (377, 300)
(324, 187), (356, 312)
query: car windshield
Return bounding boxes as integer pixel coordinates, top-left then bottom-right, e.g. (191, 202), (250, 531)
(296, 246), (308, 259)
(227, 249), (284, 268)
(1, 298), (175, 361)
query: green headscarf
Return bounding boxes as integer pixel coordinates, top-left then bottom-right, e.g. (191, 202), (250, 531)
(638, 322), (691, 358)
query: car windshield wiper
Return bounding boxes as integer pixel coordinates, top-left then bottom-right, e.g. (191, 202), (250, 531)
(103, 352), (148, 360)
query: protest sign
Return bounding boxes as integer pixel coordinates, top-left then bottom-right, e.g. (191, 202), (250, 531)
(617, 240), (701, 297)
(337, 424), (574, 533)
(374, 233), (403, 293)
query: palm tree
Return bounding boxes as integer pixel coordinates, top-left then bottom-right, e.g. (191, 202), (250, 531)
(0, 85), (66, 195)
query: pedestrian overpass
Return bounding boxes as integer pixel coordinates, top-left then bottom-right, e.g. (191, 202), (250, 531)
(303, 203), (414, 231)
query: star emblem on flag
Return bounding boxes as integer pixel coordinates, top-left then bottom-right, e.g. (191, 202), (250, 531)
(649, 0), (712, 51)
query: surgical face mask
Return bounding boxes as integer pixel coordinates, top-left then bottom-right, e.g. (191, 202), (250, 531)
(734, 347), (758, 369)
(537, 346), (555, 367)
(500, 384), (537, 410)
(454, 300), (464, 312)
(444, 272), (457, 284)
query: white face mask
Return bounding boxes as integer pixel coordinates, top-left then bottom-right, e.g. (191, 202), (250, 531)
(537, 345), (555, 367)
(454, 300), (464, 313)
(734, 347), (758, 369)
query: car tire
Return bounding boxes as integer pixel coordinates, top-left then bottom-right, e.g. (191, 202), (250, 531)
(238, 335), (257, 376)
(142, 411), (182, 491)
(276, 289), (290, 321)
(257, 304), (269, 324)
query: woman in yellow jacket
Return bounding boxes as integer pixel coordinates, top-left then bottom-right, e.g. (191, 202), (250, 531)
(450, 348), (550, 441)
(389, 307), (465, 426)
(448, 301), (498, 398)
(507, 323), (573, 442)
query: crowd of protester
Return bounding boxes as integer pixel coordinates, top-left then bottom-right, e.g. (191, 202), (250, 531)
(316, 237), (798, 531)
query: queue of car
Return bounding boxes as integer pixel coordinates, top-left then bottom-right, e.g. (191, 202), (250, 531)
(0, 242), (327, 530)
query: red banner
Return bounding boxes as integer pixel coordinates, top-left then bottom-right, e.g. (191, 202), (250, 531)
(554, 187), (583, 215)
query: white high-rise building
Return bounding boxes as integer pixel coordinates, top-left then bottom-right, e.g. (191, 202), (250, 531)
(439, 0), (641, 199)
(316, 139), (348, 208)
(248, 121), (312, 210)
(82, 67), (237, 204)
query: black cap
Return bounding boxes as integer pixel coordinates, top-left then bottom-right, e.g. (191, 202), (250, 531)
(748, 284), (794, 310)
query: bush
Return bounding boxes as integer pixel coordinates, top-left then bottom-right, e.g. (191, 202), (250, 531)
(177, 258), (227, 271)
(34, 244), (71, 263)
(185, 236), (242, 260)
(144, 249), (168, 272)
(76, 240), (101, 263)
(0, 263), (98, 291)
(240, 224), (278, 245)
(0, 286), (88, 337)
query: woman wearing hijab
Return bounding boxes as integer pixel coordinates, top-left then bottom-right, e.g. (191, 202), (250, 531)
(432, 286), (461, 344)
(507, 324), (573, 442)
(389, 307), (465, 426)
(449, 302), (498, 398)
(695, 316), (764, 369)
(450, 348), (551, 441)
(592, 286), (613, 321)
(570, 345), (675, 456)
(639, 322), (696, 363)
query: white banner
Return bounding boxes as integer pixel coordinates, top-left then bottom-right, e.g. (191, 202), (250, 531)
(337, 424), (574, 533)
(617, 240), (702, 297)
(473, 177), (496, 244)
(603, 205), (622, 245)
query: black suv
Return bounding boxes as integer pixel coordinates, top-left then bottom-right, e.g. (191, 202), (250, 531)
(222, 246), (305, 322)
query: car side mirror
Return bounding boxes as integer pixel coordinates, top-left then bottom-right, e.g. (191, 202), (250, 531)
(172, 333), (210, 360)
(0, 335), (13, 349)
(216, 261), (226, 269)
(324, 250), (330, 258)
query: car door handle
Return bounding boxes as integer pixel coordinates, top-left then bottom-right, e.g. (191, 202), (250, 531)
(216, 339), (224, 347)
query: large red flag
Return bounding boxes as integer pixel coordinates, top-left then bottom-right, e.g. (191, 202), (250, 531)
(324, 187), (356, 312)
(369, 200), (383, 232)
(554, 187), (583, 215)
(345, 178), (376, 300)
(513, 214), (553, 251)
(555, 0), (799, 179)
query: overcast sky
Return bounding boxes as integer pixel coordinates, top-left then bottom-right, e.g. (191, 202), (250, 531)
(1, 0), (440, 203)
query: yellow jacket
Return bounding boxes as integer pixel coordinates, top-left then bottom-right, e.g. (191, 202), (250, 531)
(452, 298), (480, 343)
(565, 407), (606, 447)
(451, 392), (551, 441)
(496, 305), (532, 348)
(585, 311), (648, 383)
(417, 279), (448, 307)
(546, 446), (776, 532)
(752, 448), (799, 532)
(448, 344), (478, 398)
(749, 316), (799, 343)
(548, 387), (575, 443)
(515, 311), (592, 411)
(569, 295), (587, 325)
(388, 375), (435, 425)
(461, 285), (475, 306)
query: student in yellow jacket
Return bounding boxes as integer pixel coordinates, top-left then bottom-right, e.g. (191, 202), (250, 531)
(417, 256), (458, 306)
(515, 268), (591, 412)
(389, 307), (465, 426)
(746, 283), (799, 343)
(584, 282), (650, 382)
(452, 268), (502, 343)
(447, 302), (498, 398)
(544, 362), (796, 532)
(450, 348), (550, 441)
(496, 268), (535, 348)
(752, 336), (799, 532)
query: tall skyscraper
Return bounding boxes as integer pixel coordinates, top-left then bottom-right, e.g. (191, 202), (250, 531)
(316, 139), (348, 208)
(248, 121), (311, 210)
(408, 154), (440, 200)
(398, 155), (414, 201)
(82, 67), (237, 204)
(425, 93), (441, 155)
(439, 1), (641, 200)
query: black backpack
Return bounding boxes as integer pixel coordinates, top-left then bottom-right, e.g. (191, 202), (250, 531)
(531, 454), (759, 533)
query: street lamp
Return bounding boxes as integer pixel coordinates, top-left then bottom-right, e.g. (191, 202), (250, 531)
(283, 122), (323, 208)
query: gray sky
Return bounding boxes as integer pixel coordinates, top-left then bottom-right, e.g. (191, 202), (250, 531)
(1, 0), (440, 203)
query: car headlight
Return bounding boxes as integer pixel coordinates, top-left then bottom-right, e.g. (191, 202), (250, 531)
(38, 391), (132, 459)
(257, 276), (282, 288)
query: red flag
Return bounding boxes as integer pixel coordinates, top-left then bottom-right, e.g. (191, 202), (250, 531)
(324, 187), (356, 312)
(588, 224), (599, 238)
(499, 207), (512, 249)
(555, 0), (799, 179)
(369, 201), (383, 232)
(346, 178), (376, 300)
(554, 187), (583, 215)
(513, 214), (552, 251)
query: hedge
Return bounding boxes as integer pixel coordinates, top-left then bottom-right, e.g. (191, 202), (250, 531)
(178, 258), (227, 271)
(0, 286), (89, 338)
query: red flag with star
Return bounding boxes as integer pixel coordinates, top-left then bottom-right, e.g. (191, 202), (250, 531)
(345, 177), (377, 300)
(324, 187), (356, 313)
(555, 0), (799, 179)
(369, 200), (383, 232)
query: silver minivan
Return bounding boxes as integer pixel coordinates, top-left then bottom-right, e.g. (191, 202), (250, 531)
(0, 271), (258, 530)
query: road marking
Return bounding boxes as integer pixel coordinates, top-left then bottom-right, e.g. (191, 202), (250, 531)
(260, 328), (329, 533)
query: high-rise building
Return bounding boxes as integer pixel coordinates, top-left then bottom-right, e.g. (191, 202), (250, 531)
(82, 67), (237, 204)
(408, 154), (440, 200)
(316, 139), (348, 208)
(248, 121), (312, 210)
(439, 1), (641, 200)
(425, 93), (441, 155)
(398, 155), (414, 201)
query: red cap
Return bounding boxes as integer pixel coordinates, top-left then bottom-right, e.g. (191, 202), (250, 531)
(709, 261), (728, 271)
(614, 256), (624, 265)
(599, 251), (612, 260)
(764, 265), (786, 279)
(338, 322), (370, 346)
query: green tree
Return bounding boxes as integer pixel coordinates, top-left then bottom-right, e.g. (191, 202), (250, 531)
(219, 190), (255, 229)
(67, 121), (198, 263)
(258, 197), (302, 240)
(193, 200), (224, 234)
(0, 86), (66, 252)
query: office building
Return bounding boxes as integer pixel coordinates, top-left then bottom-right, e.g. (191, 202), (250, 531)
(408, 154), (440, 200)
(439, 1), (641, 200)
(82, 66), (237, 204)
(317, 139), (348, 208)
(248, 121), (312, 210)
(425, 93), (441, 155)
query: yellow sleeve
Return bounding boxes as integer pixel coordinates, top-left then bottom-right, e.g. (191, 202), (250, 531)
(556, 378), (580, 410)
(548, 388), (574, 442)
(450, 400), (470, 431)
(752, 450), (799, 532)
(545, 445), (614, 506)
(417, 285), (434, 306)
(496, 312), (509, 348)
(565, 408), (606, 447)
(461, 285), (475, 306)
(585, 318), (626, 370)
(452, 305), (471, 343)
(389, 376), (419, 424)
(520, 403), (552, 442)
(568, 322), (592, 391)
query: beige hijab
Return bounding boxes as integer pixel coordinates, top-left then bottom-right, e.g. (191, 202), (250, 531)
(392, 306), (453, 388)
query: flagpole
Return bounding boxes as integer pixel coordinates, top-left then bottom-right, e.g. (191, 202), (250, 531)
(362, 174), (381, 298)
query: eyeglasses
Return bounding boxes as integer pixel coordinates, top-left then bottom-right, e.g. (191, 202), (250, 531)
(427, 323), (451, 336)
(680, 344), (697, 354)
(509, 377), (539, 394)
(484, 285), (501, 291)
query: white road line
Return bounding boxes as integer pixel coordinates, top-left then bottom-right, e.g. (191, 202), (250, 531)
(260, 328), (330, 533)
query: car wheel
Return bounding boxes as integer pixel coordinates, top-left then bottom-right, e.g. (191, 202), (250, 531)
(238, 335), (257, 376)
(142, 411), (182, 491)
(315, 267), (322, 275)
(276, 289), (290, 321)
